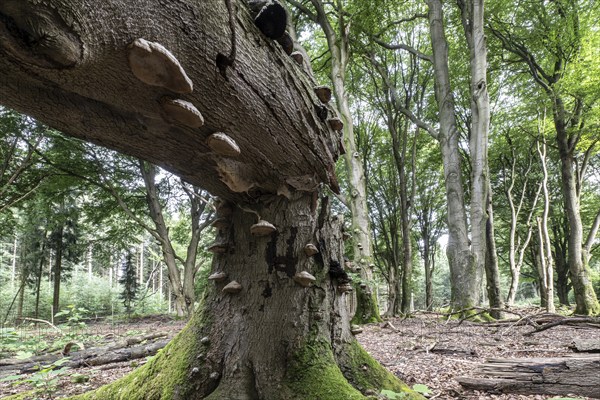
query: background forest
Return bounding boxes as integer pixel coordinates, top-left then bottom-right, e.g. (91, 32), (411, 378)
(1, 0), (599, 327)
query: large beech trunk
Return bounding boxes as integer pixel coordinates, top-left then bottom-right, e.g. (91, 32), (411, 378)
(72, 194), (418, 399)
(0, 0), (416, 398)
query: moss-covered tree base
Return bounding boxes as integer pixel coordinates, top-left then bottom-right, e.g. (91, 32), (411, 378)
(351, 284), (382, 325)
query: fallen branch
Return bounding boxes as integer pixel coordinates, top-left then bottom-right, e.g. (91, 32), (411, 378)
(0, 332), (169, 376)
(20, 317), (62, 333)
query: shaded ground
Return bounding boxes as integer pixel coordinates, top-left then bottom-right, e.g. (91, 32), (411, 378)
(1, 313), (597, 399)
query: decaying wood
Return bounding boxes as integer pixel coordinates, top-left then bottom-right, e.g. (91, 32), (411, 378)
(570, 339), (600, 353)
(458, 355), (600, 398)
(0, 333), (169, 378)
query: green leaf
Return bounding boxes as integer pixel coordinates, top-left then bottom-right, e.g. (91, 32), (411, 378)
(380, 389), (407, 399)
(412, 383), (431, 394)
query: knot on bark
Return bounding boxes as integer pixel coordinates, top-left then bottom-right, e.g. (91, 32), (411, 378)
(0, 1), (82, 68)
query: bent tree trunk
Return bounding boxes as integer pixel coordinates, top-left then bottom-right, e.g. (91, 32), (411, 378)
(0, 0), (416, 398)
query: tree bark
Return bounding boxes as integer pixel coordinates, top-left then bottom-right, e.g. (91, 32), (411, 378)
(0, 0), (416, 398)
(554, 97), (599, 315)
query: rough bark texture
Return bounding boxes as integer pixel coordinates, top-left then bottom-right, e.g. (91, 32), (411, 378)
(0, 0), (414, 398)
(426, 0), (476, 311)
(0, 0), (340, 201)
(458, 356), (600, 398)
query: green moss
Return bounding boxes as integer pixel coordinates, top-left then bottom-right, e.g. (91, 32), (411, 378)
(69, 305), (210, 400)
(284, 339), (366, 400)
(2, 391), (34, 400)
(351, 284), (382, 325)
(283, 338), (424, 400)
(340, 341), (424, 400)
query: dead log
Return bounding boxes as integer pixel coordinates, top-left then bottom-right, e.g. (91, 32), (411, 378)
(457, 355), (600, 398)
(570, 339), (600, 353)
(0, 333), (169, 378)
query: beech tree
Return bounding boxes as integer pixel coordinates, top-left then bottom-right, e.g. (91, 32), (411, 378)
(0, 0), (420, 398)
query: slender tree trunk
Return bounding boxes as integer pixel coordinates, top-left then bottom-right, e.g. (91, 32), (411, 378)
(427, 0), (475, 312)
(537, 137), (555, 312)
(52, 225), (64, 316)
(484, 183), (503, 318)
(139, 161), (188, 317)
(34, 242), (46, 319)
(11, 235), (17, 291)
(460, 0), (489, 313)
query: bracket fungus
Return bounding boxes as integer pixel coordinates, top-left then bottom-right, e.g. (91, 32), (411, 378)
(128, 38), (193, 94)
(290, 51), (304, 66)
(304, 243), (319, 257)
(314, 86), (332, 104)
(211, 217), (230, 230)
(207, 132), (241, 158)
(351, 325), (364, 335)
(328, 118), (344, 132)
(250, 220), (277, 236)
(222, 281), (242, 294)
(337, 283), (353, 294)
(207, 241), (228, 254)
(276, 32), (294, 55)
(293, 271), (316, 287)
(208, 272), (228, 282)
(161, 98), (204, 128)
(249, 0), (288, 39)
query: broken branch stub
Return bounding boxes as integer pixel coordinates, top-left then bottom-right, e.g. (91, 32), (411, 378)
(161, 98), (204, 128)
(249, 0), (288, 39)
(207, 133), (241, 157)
(276, 32), (294, 55)
(314, 86), (332, 104)
(328, 118), (344, 132)
(128, 38), (193, 94)
(304, 243), (319, 257)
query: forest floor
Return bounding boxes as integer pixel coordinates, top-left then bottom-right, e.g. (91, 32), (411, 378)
(0, 312), (598, 399)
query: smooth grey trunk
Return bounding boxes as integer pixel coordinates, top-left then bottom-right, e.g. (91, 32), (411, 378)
(427, 0), (475, 311)
(554, 97), (599, 315)
(459, 0), (488, 312)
